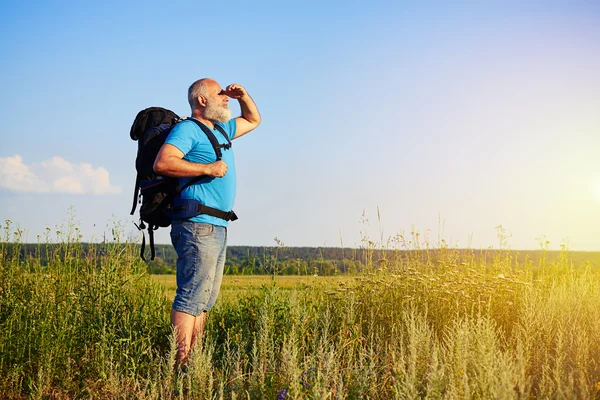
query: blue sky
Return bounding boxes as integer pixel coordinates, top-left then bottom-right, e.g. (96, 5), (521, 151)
(1, 0), (599, 250)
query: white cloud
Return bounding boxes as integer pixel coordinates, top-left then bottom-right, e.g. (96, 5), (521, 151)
(43, 156), (75, 172)
(0, 155), (121, 195)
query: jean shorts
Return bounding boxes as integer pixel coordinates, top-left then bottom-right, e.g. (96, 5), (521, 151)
(170, 220), (227, 316)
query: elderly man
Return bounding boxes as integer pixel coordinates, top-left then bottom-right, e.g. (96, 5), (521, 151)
(154, 78), (260, 366)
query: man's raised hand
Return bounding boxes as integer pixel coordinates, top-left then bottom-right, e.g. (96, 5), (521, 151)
(223, 84), (247, 99)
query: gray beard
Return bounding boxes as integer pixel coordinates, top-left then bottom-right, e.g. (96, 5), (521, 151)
(205, 100), (231, 123)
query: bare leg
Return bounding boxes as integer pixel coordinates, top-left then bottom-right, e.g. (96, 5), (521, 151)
(190, 311), (207, 353)
(171, 309), (196, 366)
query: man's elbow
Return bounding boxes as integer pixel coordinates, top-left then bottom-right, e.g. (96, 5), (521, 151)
(153, 157), (167, 175)
(245, 111), (261, 127)
(249, 116), (261, 131)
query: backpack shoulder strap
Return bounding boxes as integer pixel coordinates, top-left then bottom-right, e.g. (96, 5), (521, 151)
(213, 124), (232, 149)
(186, 118), (229, 160)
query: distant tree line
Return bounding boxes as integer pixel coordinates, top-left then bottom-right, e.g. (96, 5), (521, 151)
(146, 245), (369, 275)
(4, 243), (600, 276)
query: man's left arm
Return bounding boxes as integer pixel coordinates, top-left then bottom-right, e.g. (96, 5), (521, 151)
(224, 84), (261, 139)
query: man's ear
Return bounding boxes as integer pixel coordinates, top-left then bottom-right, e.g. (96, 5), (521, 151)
(197, 95), (207, 107)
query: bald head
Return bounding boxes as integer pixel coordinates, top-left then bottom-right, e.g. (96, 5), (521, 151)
(188, 78), (216, 111)
(187, 78), (231, 123)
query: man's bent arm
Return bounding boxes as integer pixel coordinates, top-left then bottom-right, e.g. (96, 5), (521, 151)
(154, 144), (228, 178)
(225, 84), (261, 139)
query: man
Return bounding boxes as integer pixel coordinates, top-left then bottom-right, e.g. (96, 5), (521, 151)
(153, 78), (260, 366)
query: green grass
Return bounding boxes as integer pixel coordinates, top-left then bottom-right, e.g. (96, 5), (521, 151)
(151, 274), (353, 301)
(2, 219), (600, 399)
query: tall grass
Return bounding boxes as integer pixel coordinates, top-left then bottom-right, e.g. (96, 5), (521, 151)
(0, 218), (171, 398)
(1, 218), (600, 399)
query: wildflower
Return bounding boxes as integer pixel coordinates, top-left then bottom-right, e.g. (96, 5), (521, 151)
(301, 367), (313, 389)
(276, 388), (289, 400)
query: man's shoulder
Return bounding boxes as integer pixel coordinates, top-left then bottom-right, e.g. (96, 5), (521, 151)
(173, 119), (198, 132)
(164, 119), (203, 152)
(168, 119), (201, 138)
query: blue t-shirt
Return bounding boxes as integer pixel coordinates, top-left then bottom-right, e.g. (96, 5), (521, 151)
(165, 118), (237, 226)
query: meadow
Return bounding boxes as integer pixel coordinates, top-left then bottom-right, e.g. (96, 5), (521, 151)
(1, 219), (600, 399)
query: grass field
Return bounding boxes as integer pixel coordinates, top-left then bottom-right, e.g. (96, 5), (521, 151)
(2, 220), (600, 399)
(150, 274), (353, 302)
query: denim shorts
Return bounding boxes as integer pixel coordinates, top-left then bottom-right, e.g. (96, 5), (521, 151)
(170, 220), (227, 316)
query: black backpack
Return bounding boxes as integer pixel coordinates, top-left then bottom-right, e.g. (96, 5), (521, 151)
(130, 107), (237, 261)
